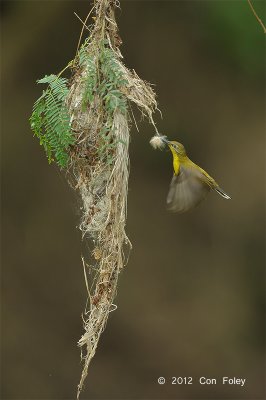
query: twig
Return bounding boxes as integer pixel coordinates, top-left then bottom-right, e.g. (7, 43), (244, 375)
(74, 12), (90, 32)
(247, 0), (266, 34)
(75, 5), (96, 59)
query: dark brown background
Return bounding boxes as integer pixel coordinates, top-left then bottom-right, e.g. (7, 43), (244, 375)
(1, 1), (265, 399)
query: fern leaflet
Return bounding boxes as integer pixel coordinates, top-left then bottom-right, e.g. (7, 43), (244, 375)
(30, 74), (74, 168)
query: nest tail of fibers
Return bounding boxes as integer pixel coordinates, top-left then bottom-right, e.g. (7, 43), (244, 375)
(65, 0), (158, 397)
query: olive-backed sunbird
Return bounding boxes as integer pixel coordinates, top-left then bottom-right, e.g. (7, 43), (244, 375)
(163, 139), (231, 213)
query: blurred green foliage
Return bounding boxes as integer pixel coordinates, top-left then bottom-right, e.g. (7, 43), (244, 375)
(206, 1), (265, 78)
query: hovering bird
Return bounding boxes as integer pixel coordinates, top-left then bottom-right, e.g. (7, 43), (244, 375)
(162, 138), (231, 213)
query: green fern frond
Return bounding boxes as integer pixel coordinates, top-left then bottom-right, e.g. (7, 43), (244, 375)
(30, 74), (74, 168)
(99, 47), (128, 115)
(77, 42), (98, 109)
(75, 44), (128, 165)
(82, 56), (98, 109)
(78, 41), (91, 67)
(79, 45), (128, 115)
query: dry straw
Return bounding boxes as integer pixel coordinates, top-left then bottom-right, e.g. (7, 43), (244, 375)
(66, 0), (159, 396)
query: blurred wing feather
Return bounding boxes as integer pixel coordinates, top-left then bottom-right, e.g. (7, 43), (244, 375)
(166, 165), (210, 213)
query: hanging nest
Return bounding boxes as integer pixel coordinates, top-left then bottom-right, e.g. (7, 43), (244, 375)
(64, 0), (158, 396)
(29, 0), (159, 396)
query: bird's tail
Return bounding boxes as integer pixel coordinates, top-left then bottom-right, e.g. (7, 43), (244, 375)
(215, 186), (231, 200)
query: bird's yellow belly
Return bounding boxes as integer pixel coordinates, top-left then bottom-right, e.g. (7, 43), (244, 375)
(173, 153), (180, 175)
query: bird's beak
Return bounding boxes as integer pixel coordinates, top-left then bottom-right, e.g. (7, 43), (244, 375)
(161, 136), (170, 145)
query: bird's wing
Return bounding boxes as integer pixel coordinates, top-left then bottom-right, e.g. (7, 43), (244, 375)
(197, 164), (231, 199)
(166, 164), (211, 213)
